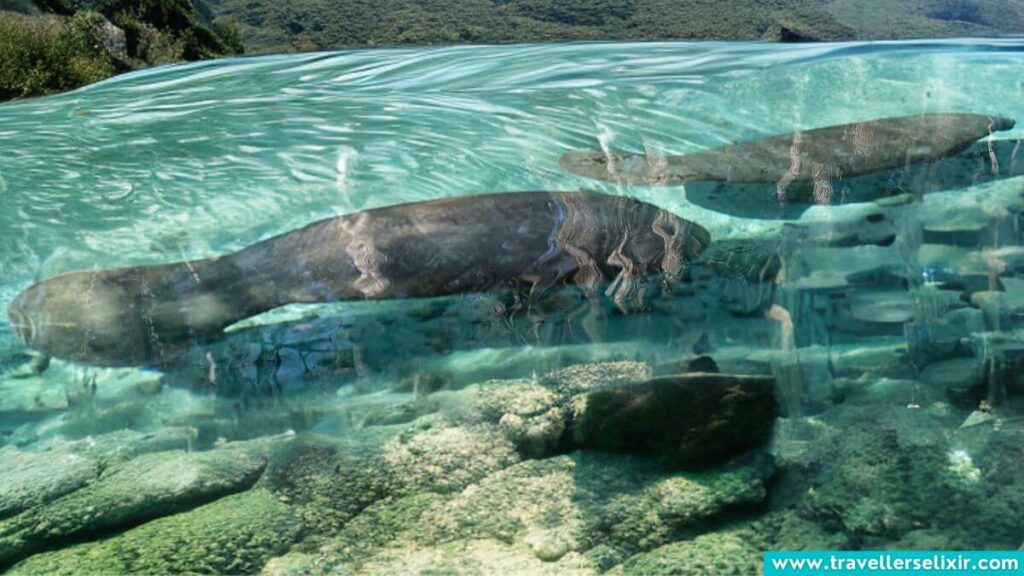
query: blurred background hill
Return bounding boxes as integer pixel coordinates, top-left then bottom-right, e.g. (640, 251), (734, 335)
(2, 0), (1024, 99)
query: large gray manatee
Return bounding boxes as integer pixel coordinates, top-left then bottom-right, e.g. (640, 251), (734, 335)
(560, 113), (1015, 190)
(8, 191), (709, 367)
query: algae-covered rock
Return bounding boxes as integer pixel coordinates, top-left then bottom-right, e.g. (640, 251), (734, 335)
(542, 361), (652, 396)
(9, 489), (301, 575)
(0, 447), (99, 520)
(258, 433), (400, 535)
(276, 450), (772, 574)
(572, 373), (777, 468)
(476, 379), (561, 419)
(463, 365), (777, 467)
(779, 404), (1024, 549)
(256, 424), (520, 537)
(794, 406), (954, 538)
(261, 551), (322, 576)
(383, 424), (520, 495)
(764, 510), (851, 551)
(0, 446), (266, 566)
(614, 528), (764, 576)
(355, 538), (599, 575)
(0, 426), (200, 523)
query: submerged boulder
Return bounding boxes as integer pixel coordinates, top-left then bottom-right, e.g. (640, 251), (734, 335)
(9, 489), (302, 576)
(612, 529), (763, 576)
(0, 445), (267, 567)
(572, 373), (777, 468)
(0, 448), (99, 521)
(260, 451), (773, 574)
(456, 362), (777, 468)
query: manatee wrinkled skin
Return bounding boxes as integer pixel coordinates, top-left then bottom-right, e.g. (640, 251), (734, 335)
(559, 113), (1015, 191)
(8, 192), (709, 367)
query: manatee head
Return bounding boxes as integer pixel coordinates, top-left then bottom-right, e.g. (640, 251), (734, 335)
(8, 268), (179, 366)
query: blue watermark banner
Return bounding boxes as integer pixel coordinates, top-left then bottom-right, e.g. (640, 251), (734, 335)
(765, 551), (1023, 575)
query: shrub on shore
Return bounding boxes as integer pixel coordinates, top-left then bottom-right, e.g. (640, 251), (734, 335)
(0, 11), (116, 99)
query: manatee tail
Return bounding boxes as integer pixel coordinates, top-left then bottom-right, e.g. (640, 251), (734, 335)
(559, 150), (699, 186)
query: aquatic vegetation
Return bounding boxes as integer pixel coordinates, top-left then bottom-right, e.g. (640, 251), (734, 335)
(0, 12), (116, 99)
(0, 1), (243, 100)
(8, 489), (303, 575)
(0, 445), (266, 565)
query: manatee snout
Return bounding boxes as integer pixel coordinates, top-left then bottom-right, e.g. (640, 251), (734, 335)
(7, 290), (36, 348)
(7, 270), (151, 365)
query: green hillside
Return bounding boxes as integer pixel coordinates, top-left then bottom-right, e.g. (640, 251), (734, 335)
(208, 0), (1024, 53)
(3, 0), (1024, 100)
(0, 0), (243, 100)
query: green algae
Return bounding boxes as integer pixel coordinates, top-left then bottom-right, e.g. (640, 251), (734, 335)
(9, 489), (302, 575)
(265, 450), (772, 574)
(615, 528), (764, 576)
(0, 447), (266, 565)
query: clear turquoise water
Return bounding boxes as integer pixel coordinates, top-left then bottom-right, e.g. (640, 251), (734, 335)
(2, 40), (1023, 382)
(1, 40), (1023, 571)
(2, 39), (1022, 284)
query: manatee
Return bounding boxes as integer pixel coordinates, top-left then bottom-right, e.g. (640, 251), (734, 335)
(685, 137), (1024, 219)
(560, 113), (1015, 208)
(7, 192), (709, 367)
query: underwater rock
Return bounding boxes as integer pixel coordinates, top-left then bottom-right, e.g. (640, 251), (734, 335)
(764, 509), (852, 551)
(0, 448), (99, 521)
(345, 538), (599, 575)
(463, 362), (776, 466)
(541, 361), (652, 396)
(470, 378), (570, 458)
(611, 529), (763, 576)
(382, 424), (520, 495)
(651, 355), (719, 377)
(9, 191), (709, 367)
(0, 427), (200, 520)
(257, 433), (400, 536)
(359, 398), (440, 427)
(797, 410), (951, 538)
(929, 307), (986, 346)
(498, 407), (569, 460)
(846, 291), (916, 324)
(972, 277), (1024, 330)
(271, 451), (771, 574)
(8, 489), (303, 576)
(260, 552), (322, 576)
(255, 424), (521, 537)
(922, 212), (998, 247)
(571, 373), (777, 468)
(5, 352), (49, 379)
(393, 372), (449, 396)
(973, 333), (1024, 401)
(0, 446), (267, 567)
(777, 403), (1024, 549)
(784, 245), (905, 293)
(834, 377), (939, 408)
(919, 357), (984, 408)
